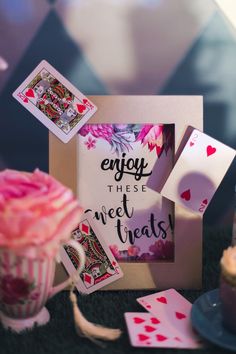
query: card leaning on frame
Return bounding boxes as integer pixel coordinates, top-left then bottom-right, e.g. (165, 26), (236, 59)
(50, 96), (203, 290)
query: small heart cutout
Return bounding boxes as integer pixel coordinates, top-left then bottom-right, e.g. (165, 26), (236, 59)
(190, 141), (194, 147)
(180, 189), (191, 201)
(138, 334), (149, 341)
(202, 199), (208, 205)
(175, 312), (186, 320)
(151, 317), (160, 325)
(77, 104), (86, 113)
(156, 296), (167, 304)
(207, 145), (216, 157)
(25, 88), (35, 98)
(133, 317), (145, 324)
(156, 334), (167, 342)
(144, 325), (156, 333)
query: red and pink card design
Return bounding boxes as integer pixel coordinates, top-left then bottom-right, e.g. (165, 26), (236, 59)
(125, 289), (203, 349)
(13, 60), (97, 143)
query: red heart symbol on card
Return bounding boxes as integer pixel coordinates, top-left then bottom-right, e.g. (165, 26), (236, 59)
(156, 296), (167, 304)
(146, 304), (151, 309)
(144, 325), (156, 333)
(180, 189), (191, 201)
(133, 317), (145, 324)
(25, 88), (35, 98)
(156, 334), (167, 342)
(190, 141), (194, 147)
(202, 199), (208, 205)
(156, 146), (162, 156)
(138, 334), (149, 341)
(175, 312), (186, 320)
(83, 98), (88, 104)
(23, 97), (28, 103)
(206, 145), (216, 157)
(151, 317), (160, 325)
(76, 104), (86, 113)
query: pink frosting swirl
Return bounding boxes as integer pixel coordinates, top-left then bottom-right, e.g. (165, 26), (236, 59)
(0, 169), (83, 259)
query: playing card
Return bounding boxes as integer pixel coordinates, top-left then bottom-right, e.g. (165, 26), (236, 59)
(60, 218), (123, 294)
(136, 289), (203, 348)
(161, 128), (235, 213)
(12, 60), (97, 143)
(125, 312), (188, 348)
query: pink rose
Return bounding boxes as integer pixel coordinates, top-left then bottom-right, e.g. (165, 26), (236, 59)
(0, 169), (83, 259)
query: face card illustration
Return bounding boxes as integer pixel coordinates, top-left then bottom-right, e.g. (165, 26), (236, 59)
(60, 219), (123, 294)
(161, 128), (235, 214)
(12, 60), (97, 143)
(137, 289), (203, 348)
(125, 312), (199, 348)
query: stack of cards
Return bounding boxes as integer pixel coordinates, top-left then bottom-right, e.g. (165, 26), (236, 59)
(125, 289), (203, 349)
(60, 219), (123, 294)
(13, 60), (97, 143)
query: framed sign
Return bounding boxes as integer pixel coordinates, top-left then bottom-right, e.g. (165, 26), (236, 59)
(50, 96), (203, 290)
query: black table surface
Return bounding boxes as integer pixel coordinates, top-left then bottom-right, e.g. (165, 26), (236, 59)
(0, 227), (233, 354)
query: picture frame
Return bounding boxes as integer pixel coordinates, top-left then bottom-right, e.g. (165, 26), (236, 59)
(50, 96), (203, 290)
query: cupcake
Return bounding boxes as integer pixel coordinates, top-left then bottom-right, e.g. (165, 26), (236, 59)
(220, 246), (236, 334)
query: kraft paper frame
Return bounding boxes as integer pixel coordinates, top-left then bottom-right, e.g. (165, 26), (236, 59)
(49, 96), (203, 290)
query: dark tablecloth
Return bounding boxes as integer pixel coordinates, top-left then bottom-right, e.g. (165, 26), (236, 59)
(0, 227), (233, 354)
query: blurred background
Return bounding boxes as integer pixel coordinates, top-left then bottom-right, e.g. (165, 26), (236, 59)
(0, 0), (235, 226)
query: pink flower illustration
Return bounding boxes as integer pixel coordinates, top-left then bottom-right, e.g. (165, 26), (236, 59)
(137, 124), (164, 156)
(109, 245), (122, 260)
(84, 136), (96, 150)
(149, 240), (174, 260)
(127, 245), (140, 257)
(78, 124), (136, 155)
(79, 124), (114, 142)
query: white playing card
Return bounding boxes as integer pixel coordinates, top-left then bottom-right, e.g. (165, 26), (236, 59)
(125, 312), (188, 348)
(136, 289), (203, 348)
(161, 128), (235, 214)
(60, 218), (123, 294)
(12, 60), (97, 143)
